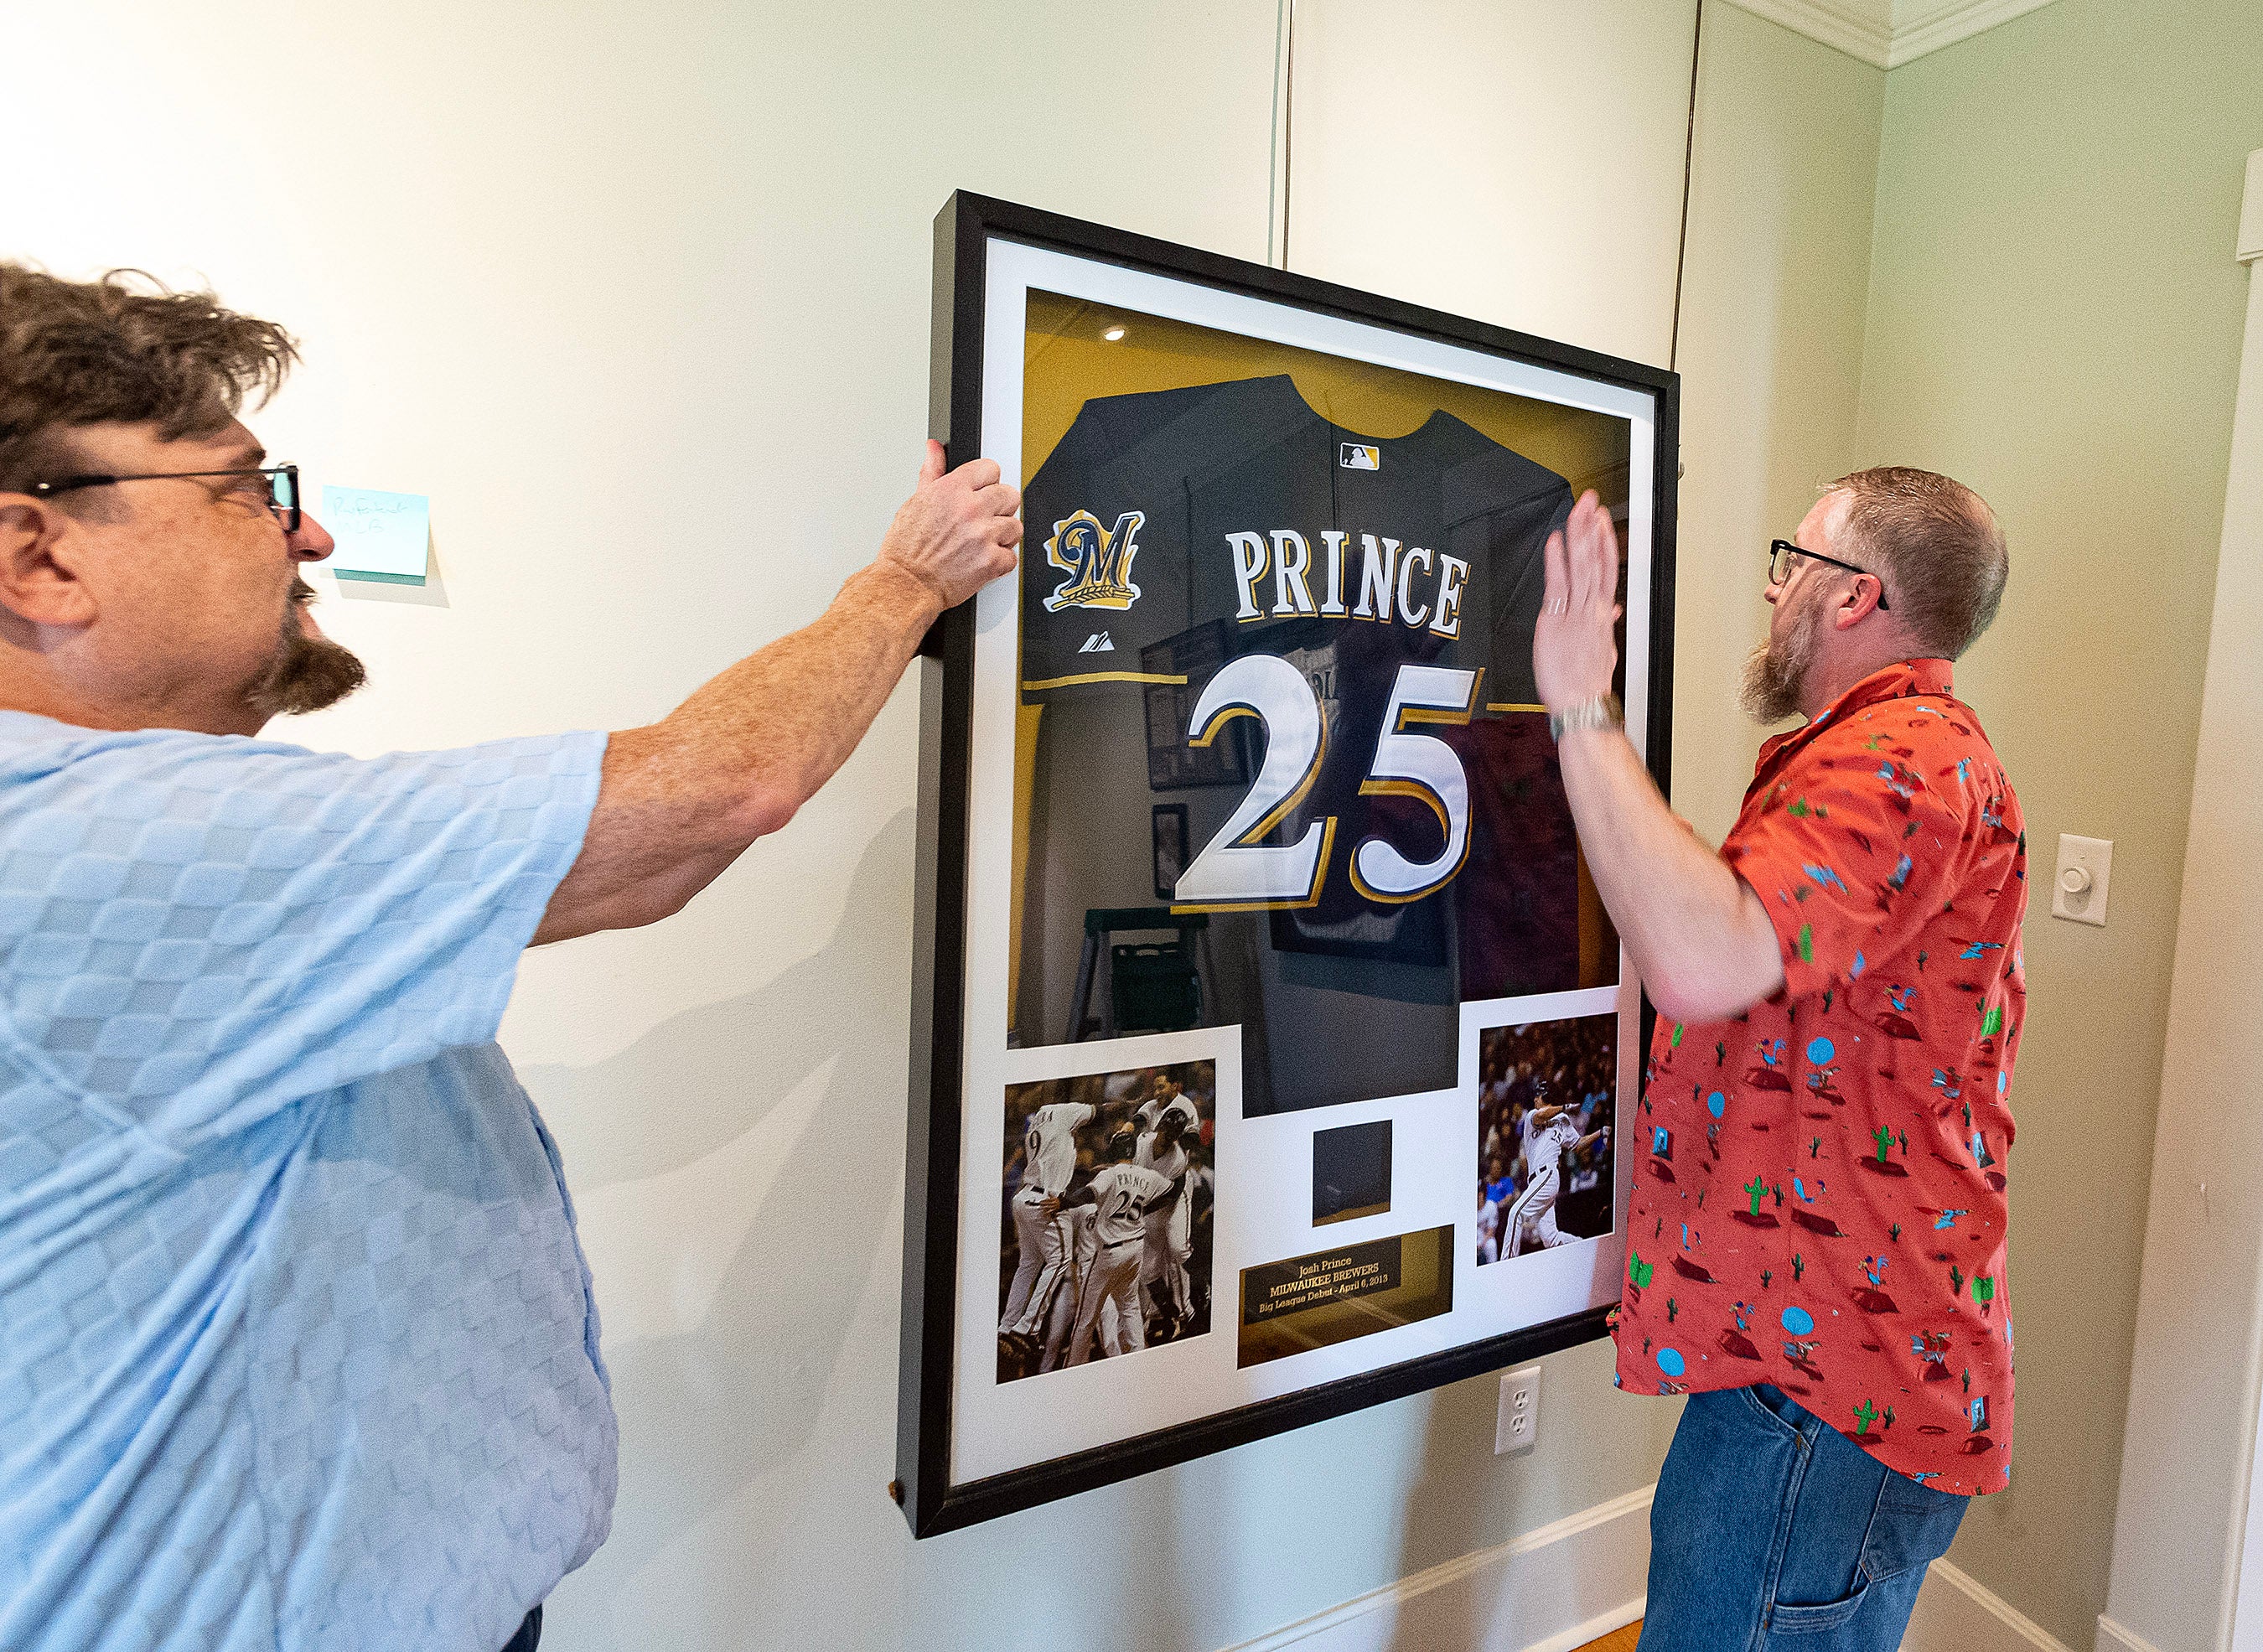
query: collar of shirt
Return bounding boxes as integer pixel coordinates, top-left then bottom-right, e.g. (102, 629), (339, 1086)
(1747, 658), (1957, 801)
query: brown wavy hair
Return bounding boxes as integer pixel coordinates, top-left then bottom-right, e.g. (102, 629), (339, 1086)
(1828, 466), (2009, 660)
(0, 263), (298, 497)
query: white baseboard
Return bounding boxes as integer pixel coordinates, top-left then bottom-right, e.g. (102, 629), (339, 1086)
(1219, 1484), (2079, 1652)
(2090, 1616), (2162, 1652)
(1222, 1484), (2082, 1647)
(1901, 1559), (2076, 1652)
(1219, 1484), (1652, 1652)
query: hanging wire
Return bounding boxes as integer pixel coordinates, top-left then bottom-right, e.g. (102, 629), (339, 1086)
(1270, 0), (1706, 348)
(1669, 0), (1706, 372)
(1267, 0), (1299, 270)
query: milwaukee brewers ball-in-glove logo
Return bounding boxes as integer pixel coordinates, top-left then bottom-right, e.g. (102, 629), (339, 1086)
(1043, 509), (1146, 612)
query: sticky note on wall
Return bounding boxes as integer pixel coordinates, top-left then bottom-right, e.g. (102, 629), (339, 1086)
(321, 485), (430, 581)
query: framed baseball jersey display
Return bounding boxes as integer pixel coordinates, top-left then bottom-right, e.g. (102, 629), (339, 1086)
(896, 192), (1678, 1535)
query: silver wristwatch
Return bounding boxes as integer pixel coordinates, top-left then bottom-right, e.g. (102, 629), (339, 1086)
(1548, 692), (1623, 742)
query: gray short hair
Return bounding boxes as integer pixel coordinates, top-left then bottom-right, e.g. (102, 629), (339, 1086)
(1827, 467), (2007, 660)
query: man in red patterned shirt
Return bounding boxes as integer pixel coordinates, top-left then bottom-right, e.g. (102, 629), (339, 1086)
(1533, 469), (2022, 1651)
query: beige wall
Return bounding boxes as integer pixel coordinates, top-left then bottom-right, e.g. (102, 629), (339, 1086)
(2, 3), (1856, 1648)
(33, 0), (2244, 1645)
(1285, 0), (1696, 367)
(1673, 3), (1886, 847)
(2105, 156), (2263, 1652)
(1852, 2), (2263, 1644)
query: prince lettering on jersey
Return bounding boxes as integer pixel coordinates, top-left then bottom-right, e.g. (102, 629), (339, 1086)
(1015, 375), (1616, 1115)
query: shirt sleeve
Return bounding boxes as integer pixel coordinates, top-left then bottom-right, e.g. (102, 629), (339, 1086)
(0, 726), (605, 1148)
(1722, 717), (1972, 1001)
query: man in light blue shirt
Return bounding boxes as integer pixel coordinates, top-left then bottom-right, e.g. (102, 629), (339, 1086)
(0, 263), (1023, 1652)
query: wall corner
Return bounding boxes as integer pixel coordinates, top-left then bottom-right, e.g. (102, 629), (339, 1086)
(2238, 148), (2263, 267)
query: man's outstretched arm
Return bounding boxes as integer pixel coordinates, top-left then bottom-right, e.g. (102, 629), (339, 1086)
(1531, 493), (1783, 1023)
(533, 441), (1020, 944)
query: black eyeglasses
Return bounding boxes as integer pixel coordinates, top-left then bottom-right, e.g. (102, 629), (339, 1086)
(28, 463), (302, 534)
(1768, 538), (1888, 609)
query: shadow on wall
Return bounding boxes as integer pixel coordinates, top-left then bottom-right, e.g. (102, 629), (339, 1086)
(1388, 1379), (1493, 1652)
(516, 807), (919, 1578)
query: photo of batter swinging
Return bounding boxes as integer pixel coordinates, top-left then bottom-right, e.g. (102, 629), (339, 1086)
(1475, 1015), (1617, 1265)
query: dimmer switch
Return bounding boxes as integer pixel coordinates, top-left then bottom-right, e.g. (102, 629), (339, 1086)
(2051, 834), (2111, 927)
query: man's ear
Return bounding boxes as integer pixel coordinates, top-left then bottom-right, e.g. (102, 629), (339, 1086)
(0, 496), (99, 630)
(1831, 576), (1888, 632)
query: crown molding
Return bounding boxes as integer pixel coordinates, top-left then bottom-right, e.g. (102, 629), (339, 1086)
(1720, 0), (1892, 67)
(1718, 0), (2063, 70)
(1886, 0), (2062, 65)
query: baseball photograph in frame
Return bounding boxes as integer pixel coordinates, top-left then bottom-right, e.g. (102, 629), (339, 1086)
(898, 193), (1676, 1536)
(1475, 1013), (1618, 1267)
(996, 1059), (1216, 1383)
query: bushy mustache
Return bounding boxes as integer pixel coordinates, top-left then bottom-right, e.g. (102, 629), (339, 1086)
(246, 577), (365, 717)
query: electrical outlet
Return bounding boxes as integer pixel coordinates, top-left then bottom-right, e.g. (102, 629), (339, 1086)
(1494, 1365), (1541, 1454)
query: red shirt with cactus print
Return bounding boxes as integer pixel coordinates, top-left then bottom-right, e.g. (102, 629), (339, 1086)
(1611, 660), (2026, 1494)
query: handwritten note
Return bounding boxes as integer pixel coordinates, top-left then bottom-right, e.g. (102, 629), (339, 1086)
(322, 485), (429, 580)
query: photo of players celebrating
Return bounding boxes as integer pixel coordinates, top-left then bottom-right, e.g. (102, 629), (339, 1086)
(997, 1060), (1216, 1383)
(1474, 1014), (1617, 1266)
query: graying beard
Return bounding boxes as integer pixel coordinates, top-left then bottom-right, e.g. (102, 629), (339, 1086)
(1738, 601), (1819, 724)
(246, 616), (366, 718)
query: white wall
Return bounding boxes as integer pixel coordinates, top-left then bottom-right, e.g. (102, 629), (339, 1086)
(1284, 0), (1695, 368)
(2, 3), (1766, 1649)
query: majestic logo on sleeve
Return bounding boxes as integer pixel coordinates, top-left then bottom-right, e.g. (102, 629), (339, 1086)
(1043, 509), (1146, 612)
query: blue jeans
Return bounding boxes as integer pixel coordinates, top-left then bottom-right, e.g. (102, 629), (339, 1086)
(1639, 1385), (1968, 1651)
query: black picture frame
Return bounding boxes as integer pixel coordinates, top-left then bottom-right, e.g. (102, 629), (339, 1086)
(898, 190), (1678, 1538)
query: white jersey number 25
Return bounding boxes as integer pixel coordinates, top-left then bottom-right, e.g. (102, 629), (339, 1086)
(1173, 655), (1480, 911)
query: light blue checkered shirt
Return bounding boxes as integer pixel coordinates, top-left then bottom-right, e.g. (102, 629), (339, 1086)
(0, 712), (616, 1651)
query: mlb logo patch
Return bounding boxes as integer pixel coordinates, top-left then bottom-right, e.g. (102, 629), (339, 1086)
(1339, 443), (1380, 470)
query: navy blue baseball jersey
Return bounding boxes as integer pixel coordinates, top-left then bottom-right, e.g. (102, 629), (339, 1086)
(1015, 374), (1598, 1114)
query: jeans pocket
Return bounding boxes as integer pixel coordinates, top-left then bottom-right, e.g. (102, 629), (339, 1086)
(1764, 1580), (1871, 1635)
(1740, 1382), (1808, 1443)
(1860, 1476), (1969, 1584)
